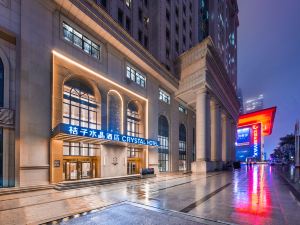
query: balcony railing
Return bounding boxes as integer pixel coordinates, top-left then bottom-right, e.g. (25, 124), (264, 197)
(0, 107), (14, 128)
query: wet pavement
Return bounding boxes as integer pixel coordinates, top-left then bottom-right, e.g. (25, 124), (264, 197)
(0, 165), (300, 225)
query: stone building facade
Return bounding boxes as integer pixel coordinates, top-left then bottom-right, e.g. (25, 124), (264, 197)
(0, 0), (239, 188)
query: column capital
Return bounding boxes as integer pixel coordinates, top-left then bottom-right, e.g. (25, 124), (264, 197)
(196, 87), (209, 96)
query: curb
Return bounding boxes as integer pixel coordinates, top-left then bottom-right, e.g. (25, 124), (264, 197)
(277, 170), (300, 202)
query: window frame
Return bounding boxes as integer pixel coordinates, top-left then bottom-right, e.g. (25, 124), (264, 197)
(179, 105), (187, 114)
(126, 64), (146, 88)
(63, 84), (100, 130)
(159, 88), (171, 104)
(63, 141), (98, 156)
(62, 22), (101, 60)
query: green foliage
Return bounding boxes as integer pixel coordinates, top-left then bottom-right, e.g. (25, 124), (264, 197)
(271, 134), (295, 161)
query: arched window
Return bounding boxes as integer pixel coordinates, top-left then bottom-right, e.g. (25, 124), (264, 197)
(0, 58), (3, 107)
(127, 101), (141, 137)
(179, 124), (187, 171)
(63, 78), (100, 129)
(108, 90), (122, 133)
(158, 115), (169, 172)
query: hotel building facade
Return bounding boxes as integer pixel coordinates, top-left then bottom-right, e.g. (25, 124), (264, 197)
(0, 0), (239, 188)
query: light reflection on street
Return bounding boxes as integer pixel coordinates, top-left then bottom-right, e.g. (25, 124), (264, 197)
(234, 165), (271, 220)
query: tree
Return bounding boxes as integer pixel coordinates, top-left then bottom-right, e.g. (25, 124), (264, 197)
(270, 134), (295, 161)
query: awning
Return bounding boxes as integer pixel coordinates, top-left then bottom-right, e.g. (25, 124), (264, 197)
(238, 107), (277, 136)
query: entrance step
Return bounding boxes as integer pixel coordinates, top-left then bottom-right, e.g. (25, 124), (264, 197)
(55, 174), (141, 190)
(0, 184), (55, 196)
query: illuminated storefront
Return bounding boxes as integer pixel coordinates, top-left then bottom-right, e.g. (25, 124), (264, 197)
(236, 107), (276, 162)
(50, 51), (160, 182)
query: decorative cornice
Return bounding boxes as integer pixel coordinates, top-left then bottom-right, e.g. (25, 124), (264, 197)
(175, 37), (239, 121)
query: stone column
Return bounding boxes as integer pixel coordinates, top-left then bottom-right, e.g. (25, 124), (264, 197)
(221, 112), (227, 162)
(231, 122), (237, 161)
(210, 99), (221, 163)
(216, 106), (222, 162)
(191, 89), (211, 173)
(196, 89), (211, 161)
(226, 115), (231, 162)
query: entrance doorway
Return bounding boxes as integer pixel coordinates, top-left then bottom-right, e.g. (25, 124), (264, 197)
(63, 159), (96, 181)
(127, 161), (137, 175)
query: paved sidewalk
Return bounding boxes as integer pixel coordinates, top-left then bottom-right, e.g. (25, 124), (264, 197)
(277, 165), (300, 201)
(1, 166), (299, 225)
(60, 202), (229, 225)
(0, 173), (201, 225)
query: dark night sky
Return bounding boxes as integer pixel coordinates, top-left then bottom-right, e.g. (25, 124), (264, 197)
(237, 0), (300, 157)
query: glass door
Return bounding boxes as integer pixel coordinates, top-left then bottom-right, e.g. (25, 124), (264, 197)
(81, 162), (91, 179)
(69, 162), (78, 180)
(127, 162), (137, 175)
(64, 161), (78, 180)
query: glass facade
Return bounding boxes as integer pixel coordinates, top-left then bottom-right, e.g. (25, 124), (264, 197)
(127, 101), (141, 137)
(63, 142), (98, 156)
(63, 79), (100, 129)
(179, 124), (187, 171)
(179, 105), (187, 114)
(126, 65), (146, 88)
(159, 88), (171, 104)
(158, 115), (169, 172)
(62, 79), (100, 181)
(108, 91), (122, 133)
(63, 22), (100, 60)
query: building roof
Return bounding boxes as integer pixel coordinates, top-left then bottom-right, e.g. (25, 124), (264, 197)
(238, 107), (277, 136)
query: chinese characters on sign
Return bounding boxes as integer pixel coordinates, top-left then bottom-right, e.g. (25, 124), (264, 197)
(56, 123), (159, 147)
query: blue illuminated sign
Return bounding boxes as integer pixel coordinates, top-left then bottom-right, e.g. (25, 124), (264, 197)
(53, 123), (159, 147)
(236, 127), (250, 146)
(235, 124), (262, 162)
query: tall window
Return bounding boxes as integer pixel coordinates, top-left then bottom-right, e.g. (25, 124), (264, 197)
(127, 101), (141, 137)
(179, 124), (187, 171)
(108, 91), (122, 133)
(63, 142), (98, 156)
(158, 115), (169, 172)
(126, 65), (146, 88)
(179, 105), (187, 114)
(159, 88), (170, 104)
(63, 79), (100, 129)
(125, 0), (131, 8)
(127, 148), (141, 158)
(0, 58), (3, 187)
(63, 22), (100, 60)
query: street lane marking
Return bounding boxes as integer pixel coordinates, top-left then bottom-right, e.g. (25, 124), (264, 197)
(180, 182), (232, 213)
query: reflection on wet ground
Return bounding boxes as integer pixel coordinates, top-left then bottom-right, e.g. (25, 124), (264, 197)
(0, 165), (300, 225)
